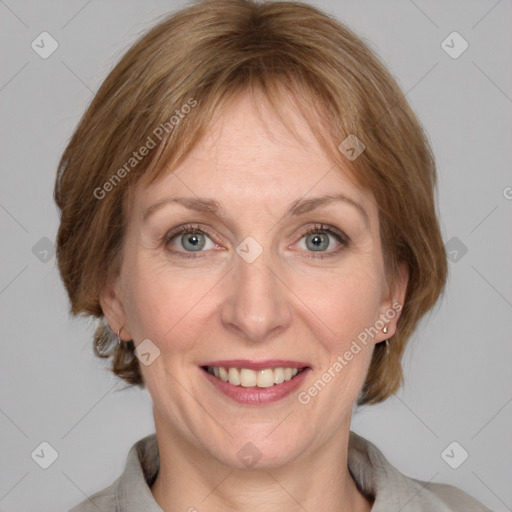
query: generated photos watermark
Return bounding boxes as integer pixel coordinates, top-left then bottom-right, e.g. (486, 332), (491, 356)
(93, 97), (198, 200)
(297, 302), (402, 405)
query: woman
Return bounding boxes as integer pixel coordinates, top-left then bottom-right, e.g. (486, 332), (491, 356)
(55, 0), (492, 510)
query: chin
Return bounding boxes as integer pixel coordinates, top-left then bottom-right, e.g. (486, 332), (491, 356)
(207, 426), (311, 471)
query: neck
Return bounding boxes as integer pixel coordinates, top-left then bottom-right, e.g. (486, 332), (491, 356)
(150, 413), (373, 512)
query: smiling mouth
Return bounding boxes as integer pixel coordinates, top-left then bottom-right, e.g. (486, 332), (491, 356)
(201, 365), (307, 388)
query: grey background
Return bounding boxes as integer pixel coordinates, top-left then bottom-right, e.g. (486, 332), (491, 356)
(0, 0), (511, 511)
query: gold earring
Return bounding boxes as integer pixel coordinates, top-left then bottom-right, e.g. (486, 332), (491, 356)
(383, 325), (388, 334)
(117, 327), (123, 345)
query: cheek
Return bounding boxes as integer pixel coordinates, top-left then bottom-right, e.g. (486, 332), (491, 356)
(292, 261), (383, 344)
(122, 258), (220, 349)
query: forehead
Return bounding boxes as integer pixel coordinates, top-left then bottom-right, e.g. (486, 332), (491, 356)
(132, 91), (375, 220)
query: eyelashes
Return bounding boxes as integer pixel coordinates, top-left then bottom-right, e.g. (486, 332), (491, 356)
(162, 223), (350, 260)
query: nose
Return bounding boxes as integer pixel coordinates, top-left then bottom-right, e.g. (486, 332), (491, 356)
(220, 249), (292, 343)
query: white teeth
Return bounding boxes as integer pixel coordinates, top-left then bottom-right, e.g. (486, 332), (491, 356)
(228, 367), (240, 386)
(219, 367), (229, 382)
(240, 368), (257, 387)
(273, 367), (285, 384)
(256, 369), (275, 388)
(206, 366), (304, 388)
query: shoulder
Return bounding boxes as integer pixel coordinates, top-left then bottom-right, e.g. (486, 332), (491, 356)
(66, 433), (160, 512)
(420, 480), (493, 511)
(348, 431), (493, 511)
(67, 482), (117, 512)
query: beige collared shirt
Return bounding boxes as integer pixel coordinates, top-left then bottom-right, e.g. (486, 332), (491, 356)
(68, 432), (492, 511)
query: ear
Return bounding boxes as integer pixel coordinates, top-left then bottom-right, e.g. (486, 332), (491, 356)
(100, 276), (132, 341)
(374, 262), (409, 344)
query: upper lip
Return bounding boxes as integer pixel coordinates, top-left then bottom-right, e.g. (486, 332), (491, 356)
(201, 359), (310, 370)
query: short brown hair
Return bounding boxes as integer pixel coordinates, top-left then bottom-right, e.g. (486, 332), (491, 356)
(54, 0), (447, 404)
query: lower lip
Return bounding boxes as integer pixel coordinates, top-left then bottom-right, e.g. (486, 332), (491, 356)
(202, 367), (311, 405)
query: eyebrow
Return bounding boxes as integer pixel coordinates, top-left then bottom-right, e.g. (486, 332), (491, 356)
(142, 193), (369, 226)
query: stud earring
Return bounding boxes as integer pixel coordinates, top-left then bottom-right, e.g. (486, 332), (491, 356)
(382, 325), (390, 356)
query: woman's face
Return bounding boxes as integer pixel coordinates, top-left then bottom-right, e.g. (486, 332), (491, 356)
(103, 91), (406, 469)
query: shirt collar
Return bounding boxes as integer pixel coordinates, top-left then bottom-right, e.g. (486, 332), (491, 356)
(115, 433), (162, 512)
(347, 431), (456, 511)
(115, 431), (454, 512)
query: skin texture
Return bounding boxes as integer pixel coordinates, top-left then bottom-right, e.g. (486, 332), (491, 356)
(101, 90), (408, 512)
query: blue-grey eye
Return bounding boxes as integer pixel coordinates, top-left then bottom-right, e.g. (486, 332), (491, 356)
(180, 232), (206, 251)
(305, 232), (330, 251)
(297, 229), (343, 253)
(166, 226), (217, 255)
